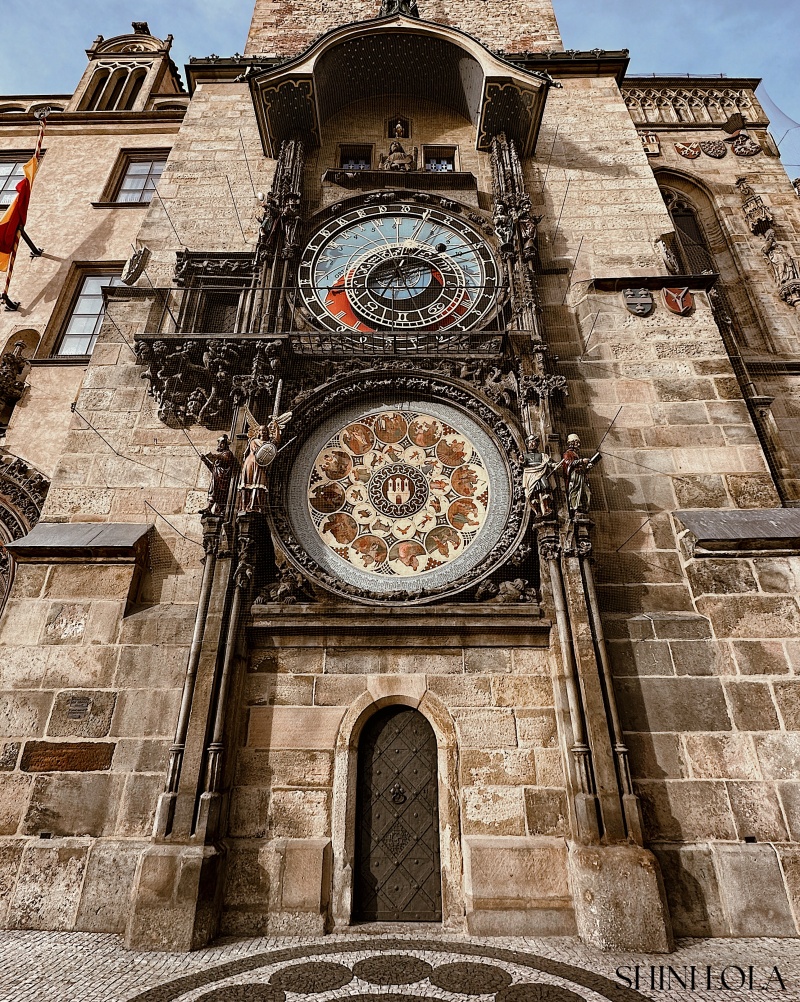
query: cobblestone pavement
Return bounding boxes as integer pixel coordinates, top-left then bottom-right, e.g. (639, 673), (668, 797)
(0, 931), (797, 1002)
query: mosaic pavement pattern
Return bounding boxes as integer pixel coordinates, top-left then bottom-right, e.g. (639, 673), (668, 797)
(0, 933), (798, 1002)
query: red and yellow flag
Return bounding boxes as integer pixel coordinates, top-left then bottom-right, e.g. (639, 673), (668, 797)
(0, 155), (40, 273)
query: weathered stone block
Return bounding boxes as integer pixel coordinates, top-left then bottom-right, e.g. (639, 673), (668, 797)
(0, 841), (23, 925)
(491, 677), (553, 707)
(110, 690), (182, 738)
(464, 648), (511, 674)
(0, 743), (20, 770)
(534, 748), (565, 786)
(616, 677), (731, 732)
(732, 640), (791, 675)
(268, 789), (329, 838)
(46, 691), (117, 738)
(249, 649), (324, 674)
(524, 788), (568, 836)
(696, 595), (800, 638)
(669, 640), (732, 676)
(228, 786), (270, 838)
(755, 734), (800, 780)
(626, 733), (687, 779)
(726, 781), (788, 841)
(515, 709), (558, 748)
(311, 675), (368, 706)
(111, 739), (169, 773)
(568, 843), (673, 952)
(636, 780), (736, 840)
(235, 748), (333, 788)
(754, 557), (800, 594)
(687, 559), (758, 596)
(244, 674), (315, 706)
(7, 841), (89, 930)
(280, 837), (331, 913)
(247, 706), (345, 749)
(460, 749), (537, 787)
(462, 786), (525, 835)
(0, 774), (32, 834)
(682, 734), (760, 780)
(427, 675), (491, 706)
(673, 475), (729, 509)
(607, 640), (673, 677)
(114, 646), (189, 689)
(652, 845), (728, 937)
(650, 615), (713, 641)
(41, 603), (89, 645)
(510, 648), (552, 675)
(0, 694), (52, 739)
(22, 773), (125, 837)
(325, 649), (461, 674)
(75, 839), (146, 932)
(724, 680), (780, 731)
(116, 774), (163, 836)
(452, 708), (517, 748)
(779, 784), (800, 842)
(43, 564), (135, 600)
(20, 740), (115, 772)
(726, 474), (781, 509)
(43, 647), (116, 688)
(713, 843), (796, 936)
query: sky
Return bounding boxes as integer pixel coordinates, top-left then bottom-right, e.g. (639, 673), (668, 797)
(1, 0), (798, 169)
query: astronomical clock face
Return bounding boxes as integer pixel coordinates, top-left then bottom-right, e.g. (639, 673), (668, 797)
(297, 203), (499, 334)
(280, 399), (518, 602)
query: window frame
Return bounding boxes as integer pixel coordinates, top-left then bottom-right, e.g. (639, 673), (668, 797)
(44, 265), (125, 359)
(338, 144), (374, 171)
(94, 147), (170, 208)
(422, 145), (458, 173)
(0, 149), (45, 210)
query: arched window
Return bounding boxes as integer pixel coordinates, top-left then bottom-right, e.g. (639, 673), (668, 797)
(119, 67), (147, 111)
(80, 68), (110, 111)
(98, 67), (128, 111)
(661, 188), (716, 274)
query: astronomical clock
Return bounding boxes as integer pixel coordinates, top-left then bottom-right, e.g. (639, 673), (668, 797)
(265, 193), (531, 605)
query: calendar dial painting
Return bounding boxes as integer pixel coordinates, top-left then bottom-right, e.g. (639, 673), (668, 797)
(308, 410), (490, 579)
(281, 398), (515, 602)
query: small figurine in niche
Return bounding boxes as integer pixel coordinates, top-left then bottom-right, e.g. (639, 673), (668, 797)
(200, 435), (238, 516)
(379, 141), (418, 172)
(522, 435), (556, 518)
(562, 433), (600, 517)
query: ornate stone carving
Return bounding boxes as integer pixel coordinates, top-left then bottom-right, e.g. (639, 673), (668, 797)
(378, 0), (420, 17)
(762, 228), (800, 307)
(0, 455), (49, 614)
(623, 84), (755, 127)
(519, 373), (567, 403)
(0, 342), (30, 409)
(174, 251), (254, 286)
(135, 337), (284, 429)
(735, 177), (774, 235)
(378, 141), (418, 171)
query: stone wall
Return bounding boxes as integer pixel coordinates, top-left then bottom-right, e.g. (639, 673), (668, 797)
(245, 0), (563, 59)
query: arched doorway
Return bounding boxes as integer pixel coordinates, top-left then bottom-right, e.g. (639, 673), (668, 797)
(353, 705), (442, 922)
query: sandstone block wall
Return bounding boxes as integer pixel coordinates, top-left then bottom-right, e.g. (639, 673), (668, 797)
(245, 0), (563, 59)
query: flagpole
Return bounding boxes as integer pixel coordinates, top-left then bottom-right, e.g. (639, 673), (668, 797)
(2, 107), (48, 312)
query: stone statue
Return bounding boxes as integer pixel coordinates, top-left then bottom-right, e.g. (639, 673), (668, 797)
(379, 141), (418, 172)
(522, 436), (556, 518)
(237, 411), (292, 514)
(200, 435), (237, 516)
(562, 433), (600, 517)
(655, 236), (680, 276)
(493, 201), (514, 249)
(762, 228), (800, 286)
(379, 0), (419, 16)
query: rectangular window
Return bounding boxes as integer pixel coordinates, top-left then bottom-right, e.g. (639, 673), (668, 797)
(423, 146), (457, 172)
(56, 274), (124, 356)
(0, 161), (25, 209)
(339, 145), (372, 171)
(116, 156), (166, 203)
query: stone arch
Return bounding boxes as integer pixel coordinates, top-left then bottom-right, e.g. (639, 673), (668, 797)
(330, 682), (464, 929)
(656, 168), (772, 352)
(0, 455), (49, 615)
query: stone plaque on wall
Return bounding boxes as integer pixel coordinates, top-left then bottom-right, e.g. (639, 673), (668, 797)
(20, 741), (115, 772)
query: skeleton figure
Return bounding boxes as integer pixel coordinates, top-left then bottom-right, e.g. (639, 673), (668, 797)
(562, 433), (600, 517)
